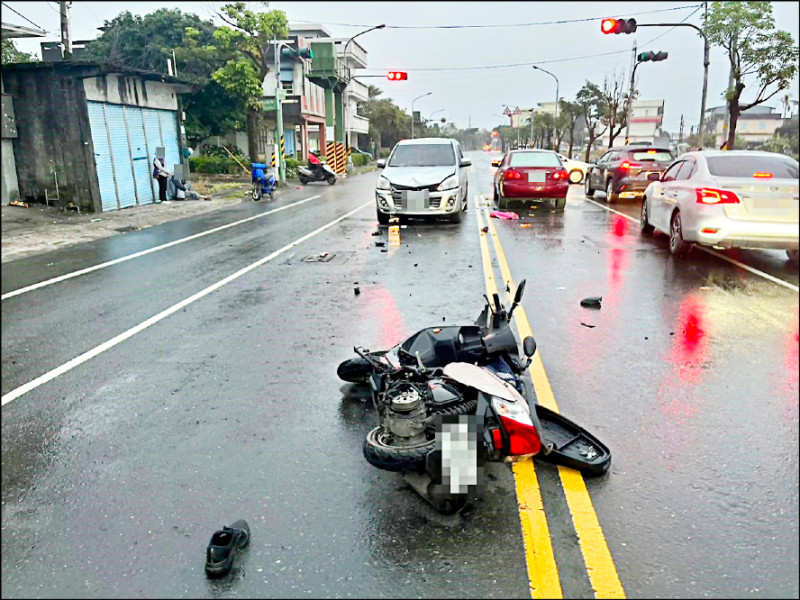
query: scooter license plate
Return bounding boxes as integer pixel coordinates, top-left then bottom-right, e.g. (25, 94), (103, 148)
(436, 414), (480, 494)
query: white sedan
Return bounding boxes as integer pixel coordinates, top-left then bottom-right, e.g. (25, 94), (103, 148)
(640, 150), (799, 261)
(556, 153), (590, 184)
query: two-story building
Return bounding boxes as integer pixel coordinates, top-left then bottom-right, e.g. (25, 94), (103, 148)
(703, 105), (784, 147)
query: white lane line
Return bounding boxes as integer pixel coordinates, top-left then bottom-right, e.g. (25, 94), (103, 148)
(1, 195), (322, 301)
(1, 200), (372, 408)
(582, 197), (799, 293)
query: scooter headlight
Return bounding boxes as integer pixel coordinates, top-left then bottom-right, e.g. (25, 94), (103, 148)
(377, 176), (392, 191)
(437, 175), (458, 191)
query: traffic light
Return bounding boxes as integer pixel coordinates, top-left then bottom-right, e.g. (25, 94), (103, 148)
(601, 18), (637, 34)
(637, 50), (669, 62)
(387, 71), (408, 81)
(281, 47), (314, 59)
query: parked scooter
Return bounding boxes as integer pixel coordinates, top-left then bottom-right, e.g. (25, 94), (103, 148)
(338, 281), (611, 514)
(298, 153), (336, 186)
(251, 163), (276, 201)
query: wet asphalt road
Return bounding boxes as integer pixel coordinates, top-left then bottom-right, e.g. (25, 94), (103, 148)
(2, 152), (798, 599)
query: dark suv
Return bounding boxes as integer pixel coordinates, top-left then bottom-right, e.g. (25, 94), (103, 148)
(585, 145), (674, 202)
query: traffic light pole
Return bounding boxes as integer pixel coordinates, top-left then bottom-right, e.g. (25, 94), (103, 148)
(625, 42), (638, 144)
(633, 22), (710, 145)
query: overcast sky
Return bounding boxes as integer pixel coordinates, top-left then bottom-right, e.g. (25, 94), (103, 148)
(4, 1), (799, 133)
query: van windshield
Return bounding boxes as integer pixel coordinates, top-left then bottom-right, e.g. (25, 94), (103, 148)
(388, 144), (456, 167)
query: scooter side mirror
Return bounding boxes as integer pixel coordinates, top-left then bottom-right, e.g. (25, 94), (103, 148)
(514, 279), (527, 304)
(523, 336), (536, 357)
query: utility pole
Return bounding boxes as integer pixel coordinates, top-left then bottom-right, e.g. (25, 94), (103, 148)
(697, 1), (710, 145)
(625, 40), (637, 144)
(59, 1), (72, 60)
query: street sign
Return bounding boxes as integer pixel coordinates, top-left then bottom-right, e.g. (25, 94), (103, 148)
(263, 99), (278, 111)
(503, 107), (512, 116)
(513, 106), (522, 115)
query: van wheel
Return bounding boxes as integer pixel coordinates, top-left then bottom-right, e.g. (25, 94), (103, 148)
(787, 249), (799, 264)
(377, 209), (390, 225)
(606, 179), (617, 203)
(585, 175), (595, 197)
(449, 209), (464, 224)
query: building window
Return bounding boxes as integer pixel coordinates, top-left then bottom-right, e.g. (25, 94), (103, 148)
(281, 80), (293, 93)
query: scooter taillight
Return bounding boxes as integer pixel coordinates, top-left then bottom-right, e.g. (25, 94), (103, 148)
(491, 397), (541, 456)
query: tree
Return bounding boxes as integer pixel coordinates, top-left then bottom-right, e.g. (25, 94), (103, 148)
(576, 81), (608, 162)
(705, 1), (799, 150)
(1, 38), (36, 64)
(601, 70), (629, 148)
(360, 97), (411, 150)
(84, 8), (244, 146)
(211, 2), (289, 160)
(559, 99), (584, 157)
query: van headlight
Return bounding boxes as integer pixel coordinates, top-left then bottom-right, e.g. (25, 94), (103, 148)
(377, 176), (391, 191)
(437, 175), (458, 191)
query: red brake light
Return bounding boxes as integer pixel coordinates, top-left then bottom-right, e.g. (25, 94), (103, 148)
(696, 188), (740, 205)
(753, 172), (773, 178)
(552, 169), (568, 180)
(619, 161), (641, 171)
(505, 169), (522, 180)
(499, 416), (542, 456)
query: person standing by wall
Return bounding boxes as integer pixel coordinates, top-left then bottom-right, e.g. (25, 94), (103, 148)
(153, 147), (171, 203)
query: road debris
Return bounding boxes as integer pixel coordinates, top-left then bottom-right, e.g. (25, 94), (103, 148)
(581, 322), (596, 328)
(520, 223), (532, 228)
(580, 296), (603, 308)
(490, 210), (519, 220)
(371, 230), (382, 236)
(9, 200), (29, 208)
(354, 287), (360, 296)
(481, 226), (488, 233)
(374, 241), (386, 247)
(90, 218), (102, 223)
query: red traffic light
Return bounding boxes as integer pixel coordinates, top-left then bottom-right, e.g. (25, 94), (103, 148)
(387, 71), (408, 81)
(601, 17), (637, 34)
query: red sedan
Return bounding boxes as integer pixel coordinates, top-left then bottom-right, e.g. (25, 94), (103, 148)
(492, 150), (569, 210)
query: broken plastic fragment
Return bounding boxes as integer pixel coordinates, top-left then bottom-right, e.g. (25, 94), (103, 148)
(490, 210), (519, 220)
(580, 296), (602, 308)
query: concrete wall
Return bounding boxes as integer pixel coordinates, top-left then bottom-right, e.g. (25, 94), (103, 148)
(1, 139), (20, 204)
(2, 67), (102, 211)
(83, 74), (178, 110)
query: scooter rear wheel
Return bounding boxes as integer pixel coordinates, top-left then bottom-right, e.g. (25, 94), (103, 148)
(363, 427), (434, 473)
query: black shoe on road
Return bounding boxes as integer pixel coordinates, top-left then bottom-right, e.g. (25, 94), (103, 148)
(205, 519), (250, 577)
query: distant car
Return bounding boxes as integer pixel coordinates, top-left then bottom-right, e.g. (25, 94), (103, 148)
(640, 150), (799, 261)
(491, 149), (569, 210)
(585, 145), (675, 202)
(375, 137), (470, 225)
(350, 147), (373, 161)
(556, 153), (590, 184)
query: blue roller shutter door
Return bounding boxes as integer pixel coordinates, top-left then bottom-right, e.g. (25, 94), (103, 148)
(158, 110), (181, 174)
(105, 104), (137, 209)
(87, 101), (119, 212)
(124, 107), (155, 205)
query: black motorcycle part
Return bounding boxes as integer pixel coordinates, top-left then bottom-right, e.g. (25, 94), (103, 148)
(337, 357), (373, 383)
(426, 379), (464, 407)
(483, 324), (520, 357)
(399, 325), (486, 369)
(534, 405), (611, 476)
(363, 427), (434, 473)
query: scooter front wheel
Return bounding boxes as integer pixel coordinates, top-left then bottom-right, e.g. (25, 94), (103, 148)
(299, 175), (309, 185)
(337, 357), (373, 383)
(251, 181), (263, 201)
(327, 175), (336, 185)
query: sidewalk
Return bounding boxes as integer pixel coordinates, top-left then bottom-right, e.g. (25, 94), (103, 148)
(1, 187), (248, 264)
(1, 166), (379, 264)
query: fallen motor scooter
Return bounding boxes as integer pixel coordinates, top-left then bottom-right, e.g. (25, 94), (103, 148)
(338, 281), (611, 514)
(298, 160), (336, 185)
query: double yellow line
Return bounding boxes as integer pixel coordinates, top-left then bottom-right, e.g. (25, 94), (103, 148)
(475, 199), (625, 599)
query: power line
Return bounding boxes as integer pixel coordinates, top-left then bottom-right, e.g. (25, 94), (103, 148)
(289, 4), (702, 29)
(1, 1), (47, 32)
(639, 5), (702, 46)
